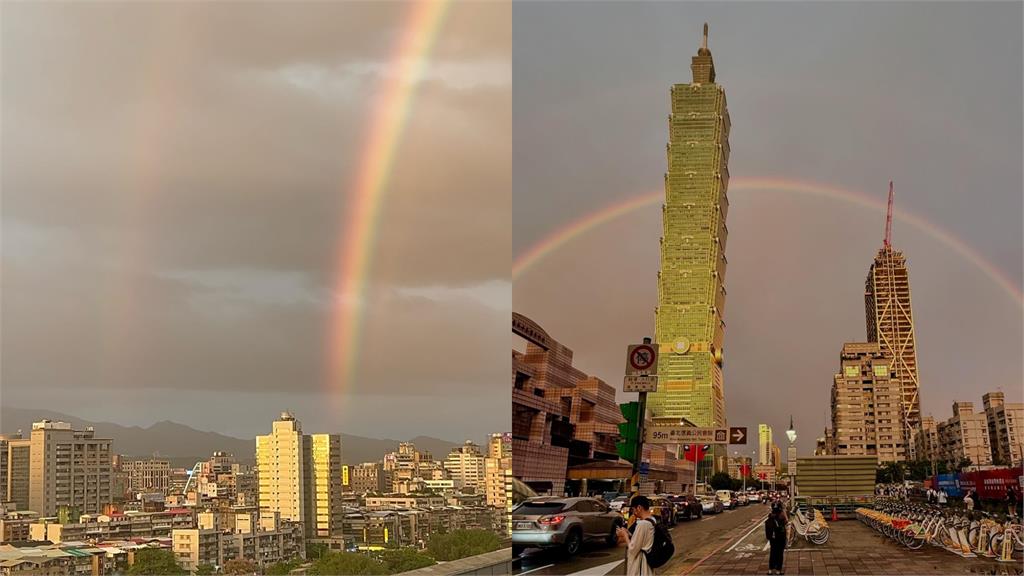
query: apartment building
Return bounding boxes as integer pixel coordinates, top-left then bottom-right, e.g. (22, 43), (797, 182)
(255, 413), (343, 539)
(983, 392), (1023, 466)
(19, 421), (114, 517)
(349, 462), (385, 494)
(123, 459), (170, 493)
(830, 343), (907, 462)
(29, 508), (195, 543)
(443, 442), (485, 490)
(913, 416), (940, 463)
(937, 402), (992, 467)
(172, 510), (303, 573)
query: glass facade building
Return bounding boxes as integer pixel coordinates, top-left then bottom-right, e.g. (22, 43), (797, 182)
(648, 26), (731, 472)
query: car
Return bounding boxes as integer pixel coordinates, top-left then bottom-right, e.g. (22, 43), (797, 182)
(609, 496), (629, 512)
(698, 495), (724, 514)
(716, 490), (734, 509)
(668, 494), (704, 520)
(512, 497), (625, 557)
(649, 496), (678, 526)
(748, 491), (762, 503)
(734, 492), (749, 506)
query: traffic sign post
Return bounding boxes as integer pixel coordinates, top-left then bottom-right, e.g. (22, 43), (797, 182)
(729, 427), (748, 444)
(626, 344), (658, 376)
(645, 427), (729, 445)
(626, 338), (658, 499)
(623, 375), (658, 393)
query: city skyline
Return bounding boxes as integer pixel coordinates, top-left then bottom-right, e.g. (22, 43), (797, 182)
(1, 2), (511, 441)
(512, 2), (1022, 454)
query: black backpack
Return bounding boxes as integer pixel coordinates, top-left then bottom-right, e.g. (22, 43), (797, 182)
(642, 517), (675, 569)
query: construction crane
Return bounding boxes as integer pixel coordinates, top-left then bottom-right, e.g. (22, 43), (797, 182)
(884, 181), (894, 247)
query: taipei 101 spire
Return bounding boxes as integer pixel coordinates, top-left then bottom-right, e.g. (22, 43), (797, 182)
(648, 24), (731, 473)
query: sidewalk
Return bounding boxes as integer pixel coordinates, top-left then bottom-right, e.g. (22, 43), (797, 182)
(688, 520), (1020, 575)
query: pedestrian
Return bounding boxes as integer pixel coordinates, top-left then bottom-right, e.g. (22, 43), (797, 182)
(927, 488), (934, 504)
(617, 495), (655, 575)
(1007, 487), (1019, 518)
(937, 489), (947, 506)
(964, 490), (974, 511)
(765, 499), (788, 575)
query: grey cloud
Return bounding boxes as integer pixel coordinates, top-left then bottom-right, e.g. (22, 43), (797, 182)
(2, 1), (510, 439)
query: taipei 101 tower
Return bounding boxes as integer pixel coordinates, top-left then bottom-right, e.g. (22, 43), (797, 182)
(648, 24), (731, 473)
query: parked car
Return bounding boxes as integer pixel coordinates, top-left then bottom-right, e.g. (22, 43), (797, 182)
(609, 496), (629, 512)
(699, 494), (725, 514)
(512, 497), (625, 557)
(716, 490), (735, 509)
(668, 494), (704, 520)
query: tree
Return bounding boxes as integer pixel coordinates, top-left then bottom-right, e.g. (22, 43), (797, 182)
(128, 549), (187, 575)
(937, 460), (950, 475)
(307, 542), (330, 560)
(308, 552), (387, 575)
(265, 560), (302, 575)
(195, 565), (216, 575)
(956, 458), (972, 472)
(709, 472), (732, 491)
(379, 548), (436, 573)
(906, 460), (931, 482)
(223, 559), (258, 575)
(427, 529), (501, 562)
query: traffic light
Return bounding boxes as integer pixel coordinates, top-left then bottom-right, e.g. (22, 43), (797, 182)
(617, 402), (641, 463)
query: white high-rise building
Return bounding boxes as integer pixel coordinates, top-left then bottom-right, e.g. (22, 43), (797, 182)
(256, 413), (306, 524)
(758, 425), (773, 466)
(444, 441), (485, 490)
(256, 413), (343, 539)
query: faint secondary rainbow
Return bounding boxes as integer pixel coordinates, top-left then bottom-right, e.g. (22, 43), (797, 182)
(513, 177), (1023, 308)
(330, 0), (451, 393)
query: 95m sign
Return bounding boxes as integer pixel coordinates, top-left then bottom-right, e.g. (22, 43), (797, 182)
(646, 427), (729, 445)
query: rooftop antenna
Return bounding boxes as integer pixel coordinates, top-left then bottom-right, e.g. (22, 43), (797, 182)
(702, 23), (709, 51)
(884, 181), (894, 247)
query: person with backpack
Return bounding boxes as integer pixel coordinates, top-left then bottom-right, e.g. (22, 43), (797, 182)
(765, 499), (788, 575)
(616, 495), (675, 575)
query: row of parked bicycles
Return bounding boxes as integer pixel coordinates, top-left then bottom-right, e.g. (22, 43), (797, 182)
(786, 502), (831, 546)
(857, 498), (1024, 563)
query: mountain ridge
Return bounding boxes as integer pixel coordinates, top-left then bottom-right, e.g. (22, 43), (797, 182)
(1, 407), (465, 468)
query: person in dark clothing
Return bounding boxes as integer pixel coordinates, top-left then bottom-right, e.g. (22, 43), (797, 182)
(1008, 487), (1019, 518)
(765, 499), (788, 575)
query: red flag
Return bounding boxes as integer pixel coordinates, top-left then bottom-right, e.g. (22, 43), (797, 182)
(682, 444), (710, 462)
(740, 464), (751, 477)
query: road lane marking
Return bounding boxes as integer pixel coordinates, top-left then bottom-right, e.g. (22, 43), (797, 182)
(564, 559), (624, 576)
(726, 516), (768, 552)
(684, 512), (769, 575)
(517, 563), (555, 575)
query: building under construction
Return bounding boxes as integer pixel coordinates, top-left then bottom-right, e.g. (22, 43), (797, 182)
(864, 183), (921, 459)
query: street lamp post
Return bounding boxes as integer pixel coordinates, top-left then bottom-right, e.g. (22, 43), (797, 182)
(786, 416), (797, 506)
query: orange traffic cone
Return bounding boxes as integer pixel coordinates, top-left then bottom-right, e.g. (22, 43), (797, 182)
(831, 507), (838, 522)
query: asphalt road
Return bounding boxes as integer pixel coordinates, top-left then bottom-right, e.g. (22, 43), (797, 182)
(513, 502), (769, 576)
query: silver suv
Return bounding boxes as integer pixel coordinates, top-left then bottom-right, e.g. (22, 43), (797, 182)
(512, 497), (625, 557)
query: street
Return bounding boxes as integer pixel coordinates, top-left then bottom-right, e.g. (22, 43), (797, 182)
(513, 502), (769, 576)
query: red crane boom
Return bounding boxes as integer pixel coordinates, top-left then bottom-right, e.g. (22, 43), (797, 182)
(884, 181), (894, 247)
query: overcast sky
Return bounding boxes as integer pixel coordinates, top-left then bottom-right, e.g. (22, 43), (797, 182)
(1, 2), (510, 441)
(512, 2), (1022, 454)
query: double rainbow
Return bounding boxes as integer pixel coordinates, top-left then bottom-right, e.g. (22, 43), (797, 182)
(329, 0), (450, 393)
(513, 177), (1023, 308)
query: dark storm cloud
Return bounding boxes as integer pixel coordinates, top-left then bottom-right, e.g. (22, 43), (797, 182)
(512, 2), (1022, 453)
(2, 2), (510, 439)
